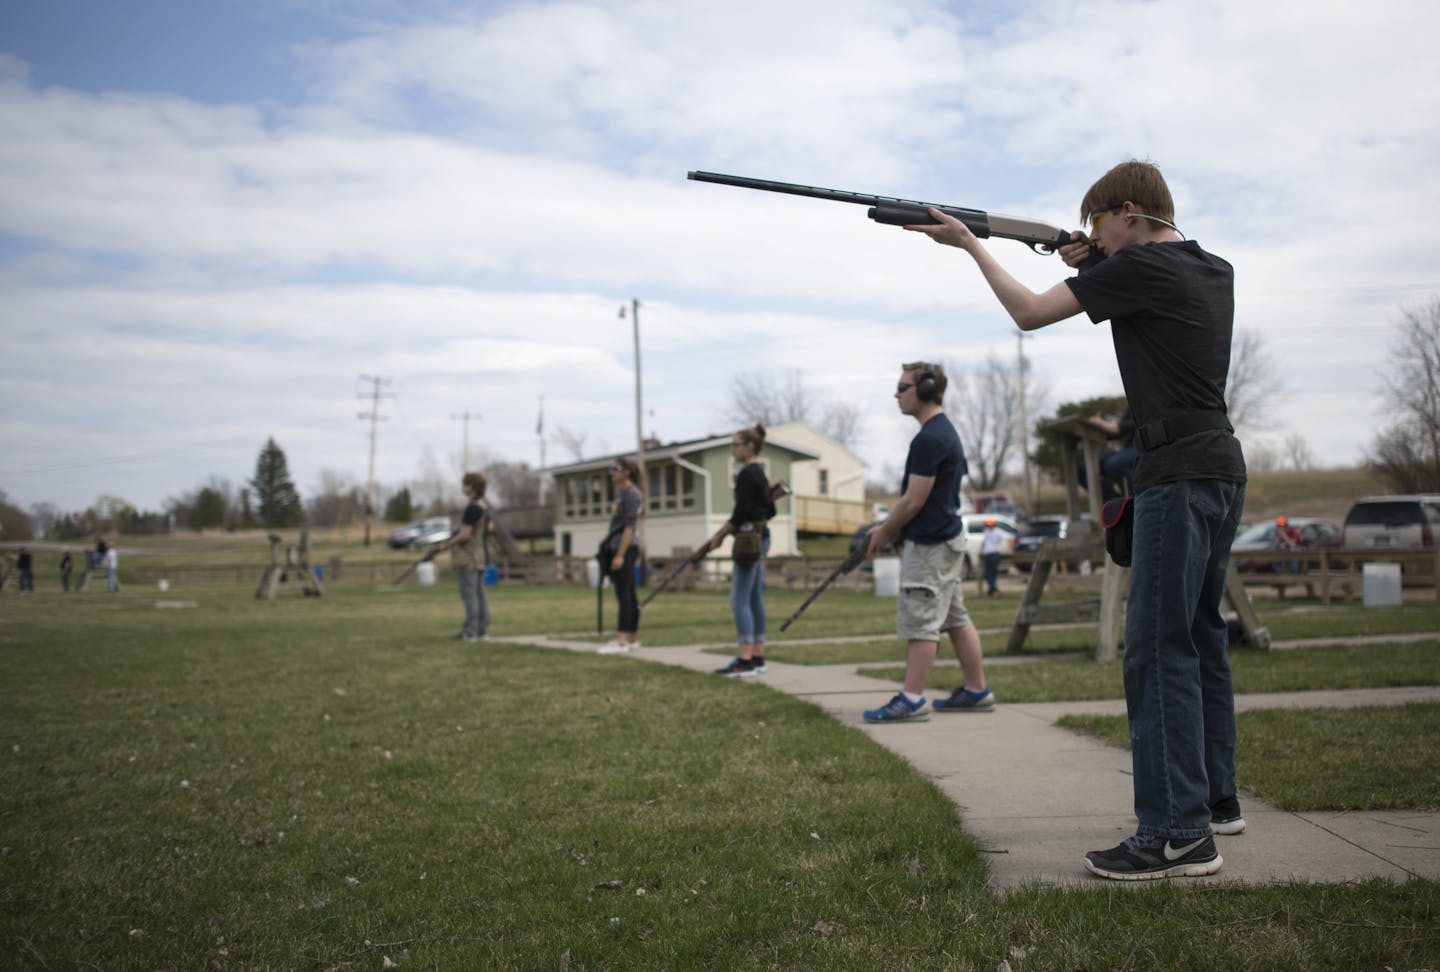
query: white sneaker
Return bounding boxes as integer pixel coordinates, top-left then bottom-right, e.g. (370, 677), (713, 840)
(597, 640), (630, 654)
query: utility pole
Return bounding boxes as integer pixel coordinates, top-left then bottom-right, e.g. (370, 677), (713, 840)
(1017, 332), (1033, 516)
(357, 374), (391, 546)
(451, 411), (480, 472)
(536, 395), (547, 502)
(619, 298), (646, 553)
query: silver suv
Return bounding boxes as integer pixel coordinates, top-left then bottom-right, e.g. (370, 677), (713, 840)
(1341, 495), (1440, 554)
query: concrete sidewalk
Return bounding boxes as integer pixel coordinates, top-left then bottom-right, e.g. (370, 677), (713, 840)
(509, 633), (1440, 891)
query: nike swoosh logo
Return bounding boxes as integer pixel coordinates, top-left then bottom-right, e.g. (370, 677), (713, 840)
(1164, 839), (1207, 861)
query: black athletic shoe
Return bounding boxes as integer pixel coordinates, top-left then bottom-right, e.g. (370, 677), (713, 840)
(1211, 796), (1247, 835)
(749, 656), (767, 674)
(1084, 834), (1222, 881)
(715, 657), (756, 678)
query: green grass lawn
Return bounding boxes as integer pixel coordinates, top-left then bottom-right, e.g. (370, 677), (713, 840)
(1061, 705), (1440, 811)
(1, 581), (1437, 969)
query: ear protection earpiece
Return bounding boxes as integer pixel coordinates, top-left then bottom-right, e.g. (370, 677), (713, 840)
(915, 362), (938, 403)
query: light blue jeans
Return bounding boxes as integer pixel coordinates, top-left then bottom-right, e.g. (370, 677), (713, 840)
(1124, 479), (1246, 841)
(730, 536), (770, 644)
(458, 566), (490, 637)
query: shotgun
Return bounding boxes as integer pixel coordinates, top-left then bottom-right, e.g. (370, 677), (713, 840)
(641, 480), (791, 608)
(391, 547), (439, 585)
(687, 171), (1075, 254)
(779, 527), (871, 632)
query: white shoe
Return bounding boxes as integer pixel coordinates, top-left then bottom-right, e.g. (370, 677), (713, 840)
(597, 640), (631, 654)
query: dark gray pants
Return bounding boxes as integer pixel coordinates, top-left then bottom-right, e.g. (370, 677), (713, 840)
(458, 566), (490, 637)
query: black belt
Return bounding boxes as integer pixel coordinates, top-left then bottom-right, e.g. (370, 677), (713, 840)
(1134, 411), (1233, 451)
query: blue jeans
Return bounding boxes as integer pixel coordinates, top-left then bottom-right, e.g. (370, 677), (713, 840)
(730, 536), (770, 644)
(982, 552), (1001, 594)
(1124, 479), (1245, 841)
(458, 565), (490, 637)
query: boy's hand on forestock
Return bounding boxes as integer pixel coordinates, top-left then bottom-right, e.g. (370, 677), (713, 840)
(905, 207), (977, 249)
(863, 524), (888, 560)
(1059, 231), (1094, 268)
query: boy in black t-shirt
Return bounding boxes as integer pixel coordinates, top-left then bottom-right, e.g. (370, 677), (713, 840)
(906, 161), (1246, 881)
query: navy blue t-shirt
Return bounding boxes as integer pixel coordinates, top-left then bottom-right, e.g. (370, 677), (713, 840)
(901, 412), (966, 544)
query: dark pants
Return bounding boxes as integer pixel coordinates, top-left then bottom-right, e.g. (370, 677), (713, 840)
(610, 547), (640, 634)
(982, 552), (1001, 595)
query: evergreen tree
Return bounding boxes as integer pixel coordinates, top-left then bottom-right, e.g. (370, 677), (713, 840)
(237, 489), (256, 530)
(190, 488), (228, 530)
(249, 438), (305, 527)
(383, 487), (415, 523)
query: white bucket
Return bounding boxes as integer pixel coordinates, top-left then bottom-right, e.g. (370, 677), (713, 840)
(873, 556), (900, 597)
(1362, 562), (1401, 607)
(586, 560), (603, 588)
(416, 560), (437, 587)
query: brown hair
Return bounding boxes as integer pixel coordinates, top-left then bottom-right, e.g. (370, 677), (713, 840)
(462, 471), (488, 498)
(613, 456), (644, 488)
(901, 360), (947, 404)
(735, 422), (766, 454)
(1080, 159), (1175, 226)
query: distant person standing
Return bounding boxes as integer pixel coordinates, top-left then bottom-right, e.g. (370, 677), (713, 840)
(16, 547), (35, 593)
(981, 518), (1004, 597)
(708, 423), (776, 677)
(860, 362), (995, 722)
(598, 457), (643, 654)
(102, 542), (120, 592)
(432, 472), (491, 642)
(60, 550), (74, 592)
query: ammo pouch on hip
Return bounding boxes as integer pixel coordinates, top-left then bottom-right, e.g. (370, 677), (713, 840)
(732, 522), (764, 567)
(1102, 497), (1134, 568)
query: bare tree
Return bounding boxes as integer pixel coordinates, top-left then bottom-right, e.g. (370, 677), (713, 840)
(308, 468), (363, 527)
(1283, 432), (1314, 471)
(551, 424), (590, 462)
(1367, 297), (1440, 492)
(486, 460), (544, 509)
(943, 354), (1044, 491)
(1226, 328), (1284, 431)
(726, 368), (862, 447)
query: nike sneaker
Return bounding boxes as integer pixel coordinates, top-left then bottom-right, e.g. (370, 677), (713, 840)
(1084, 834), (1222, 881)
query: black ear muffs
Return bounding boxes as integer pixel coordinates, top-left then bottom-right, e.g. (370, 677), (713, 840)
(915, 362), (938, 403)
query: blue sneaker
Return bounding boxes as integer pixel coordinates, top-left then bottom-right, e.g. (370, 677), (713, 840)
(932, 687), (996, 713)
(863, 694), (929, 723)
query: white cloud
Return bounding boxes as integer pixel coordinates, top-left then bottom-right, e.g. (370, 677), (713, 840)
(1, 0), (1437, 513)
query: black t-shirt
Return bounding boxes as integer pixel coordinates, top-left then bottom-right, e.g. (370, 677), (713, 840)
(1066, 241), (1247, 491)
(901, 412), (966, 544)
(729, 462), (773, 538)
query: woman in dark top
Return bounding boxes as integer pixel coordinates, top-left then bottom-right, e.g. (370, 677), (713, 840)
(598, 457), (643, 654)
(706, 424), (773, 677)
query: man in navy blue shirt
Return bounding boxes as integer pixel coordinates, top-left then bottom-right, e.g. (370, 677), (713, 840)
(861, 362), (995, 723)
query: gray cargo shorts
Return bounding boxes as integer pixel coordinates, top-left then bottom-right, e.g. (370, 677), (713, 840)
(896, 535), (971, 642)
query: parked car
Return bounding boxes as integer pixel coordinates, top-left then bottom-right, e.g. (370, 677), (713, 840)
(961, 513), (1018, 579)
(1012, 515), (1076, 573)
(970, 492), (1022, 520)
(1342, 495), (1440, 552)
(387, 515), (453, 550)
(1229, 517), (1343, 573)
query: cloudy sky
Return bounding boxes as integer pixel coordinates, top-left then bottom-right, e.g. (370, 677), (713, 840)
(1, 0), (1436, 515)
